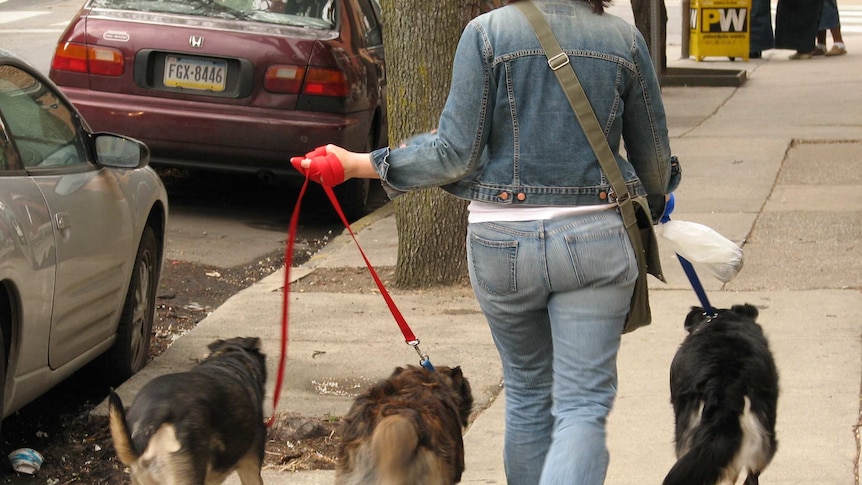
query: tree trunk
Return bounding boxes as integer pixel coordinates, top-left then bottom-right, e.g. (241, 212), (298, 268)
(631, 0), (668, 73)
(382, 0), (503, 288)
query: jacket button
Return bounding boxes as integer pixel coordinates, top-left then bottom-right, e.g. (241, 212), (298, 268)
(516, 193), (526, 201)
(599, 191), (608, 200)
(499, 192), (509, 200)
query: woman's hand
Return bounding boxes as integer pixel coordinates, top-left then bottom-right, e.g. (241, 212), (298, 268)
(289, 146), (343, 186)
(289, 144), (379, 186)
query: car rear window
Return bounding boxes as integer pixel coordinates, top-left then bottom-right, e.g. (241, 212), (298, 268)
(89, 0), (336, 29)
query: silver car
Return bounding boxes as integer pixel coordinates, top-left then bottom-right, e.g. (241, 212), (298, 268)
(0, 49), (168, 425)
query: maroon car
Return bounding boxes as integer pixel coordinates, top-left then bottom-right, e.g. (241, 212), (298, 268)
(49, 0), (387, 218)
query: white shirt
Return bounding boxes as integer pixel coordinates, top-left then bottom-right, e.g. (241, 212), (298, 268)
(467, 201), (617, 223)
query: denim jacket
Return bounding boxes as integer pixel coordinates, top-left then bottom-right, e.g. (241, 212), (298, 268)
(370, 0), (680, 207)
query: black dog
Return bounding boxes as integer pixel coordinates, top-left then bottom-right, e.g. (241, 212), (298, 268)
(109, 337), (267, 485)
(664, 304), (778, 485)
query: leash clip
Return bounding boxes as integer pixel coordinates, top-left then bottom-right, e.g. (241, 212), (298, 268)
(692, 310), (720, 334)
(408, 340), (435, 372)
(702, 310), (719, 324)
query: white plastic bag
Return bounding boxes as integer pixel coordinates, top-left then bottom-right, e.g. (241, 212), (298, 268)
(657, 220), (744, 283)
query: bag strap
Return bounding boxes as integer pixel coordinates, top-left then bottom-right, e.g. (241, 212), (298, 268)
(514, 1), (638, 230)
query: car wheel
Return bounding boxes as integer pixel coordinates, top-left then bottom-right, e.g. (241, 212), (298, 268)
(107, 226), (159, 385)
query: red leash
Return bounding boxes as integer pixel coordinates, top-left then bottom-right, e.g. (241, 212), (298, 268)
(266, 179), (433, 426)
(265, 178), (308, 427)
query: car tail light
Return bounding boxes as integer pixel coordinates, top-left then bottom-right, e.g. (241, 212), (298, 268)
(264, 65), (305, 93)
(264, 65), (349, 97)
(52, 43), (88, 73)
(303, 68), (349, 97)
(52, 43), (124, 76)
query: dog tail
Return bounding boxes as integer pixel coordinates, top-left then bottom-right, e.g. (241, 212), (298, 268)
(108, 391), (140, 466)
(663, 398), (746, 485)
(370, 414), (419, 484)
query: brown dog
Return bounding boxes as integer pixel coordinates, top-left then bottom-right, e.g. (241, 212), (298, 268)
(108, 337), (267, 485)
(335, 365), (474, 485)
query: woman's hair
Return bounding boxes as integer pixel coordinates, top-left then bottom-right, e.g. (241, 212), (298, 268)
(507, 0), (607, 14)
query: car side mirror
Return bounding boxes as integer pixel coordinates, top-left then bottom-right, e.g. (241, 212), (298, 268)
(94, 133), (150, 169)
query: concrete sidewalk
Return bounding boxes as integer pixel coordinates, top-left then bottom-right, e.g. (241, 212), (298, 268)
(107, 19), (862, 485)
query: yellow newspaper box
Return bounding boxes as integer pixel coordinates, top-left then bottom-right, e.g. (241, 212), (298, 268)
(689, 0), (751, 61)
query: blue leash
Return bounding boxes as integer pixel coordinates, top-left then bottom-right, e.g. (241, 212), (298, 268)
(676, 254), (716, 316)
(661, 195), (717, 316)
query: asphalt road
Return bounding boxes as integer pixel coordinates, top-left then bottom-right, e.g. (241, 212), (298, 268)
(157, 169), (387, 269)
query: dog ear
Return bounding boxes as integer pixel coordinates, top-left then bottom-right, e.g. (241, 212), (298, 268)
(445, 367), (474, 425)
(683, 307), (705, 333)
(212, 337), (262, 353)
(239, 336), (262, 351)
(446, 366), (465, 387)
(207, 339), (226, 352)
(730, 303), (759, 321)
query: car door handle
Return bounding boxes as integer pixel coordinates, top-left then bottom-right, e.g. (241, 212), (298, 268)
(55, 212), (71, 230)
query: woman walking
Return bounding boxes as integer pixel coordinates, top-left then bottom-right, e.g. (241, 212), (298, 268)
(292, 1), (680, 482)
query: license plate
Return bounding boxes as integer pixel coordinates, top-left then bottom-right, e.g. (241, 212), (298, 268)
(163, 55), (227, 92)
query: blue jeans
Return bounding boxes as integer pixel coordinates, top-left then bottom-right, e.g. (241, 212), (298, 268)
(466, 210), (637, 485)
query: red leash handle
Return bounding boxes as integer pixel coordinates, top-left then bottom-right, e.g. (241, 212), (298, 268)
(267, 178), (430, 426)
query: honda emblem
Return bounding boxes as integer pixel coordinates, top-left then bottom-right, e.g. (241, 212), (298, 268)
(189, 36), (204, 48)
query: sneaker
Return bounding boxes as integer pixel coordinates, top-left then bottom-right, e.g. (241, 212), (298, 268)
(789, 52), (812, 60)
(812, 46), (827, 56)
(826, 45), (847, 56)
